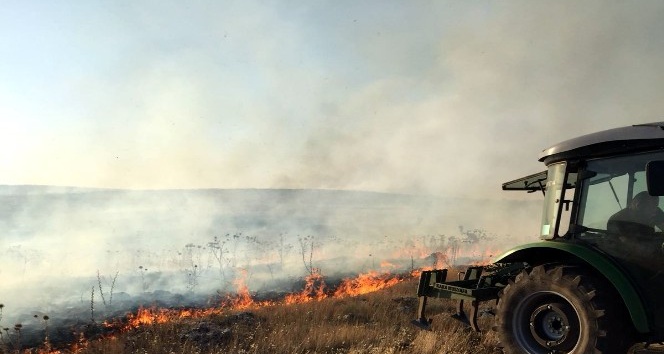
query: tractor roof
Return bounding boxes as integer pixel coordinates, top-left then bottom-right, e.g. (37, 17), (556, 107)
(539, 122), (664, 165)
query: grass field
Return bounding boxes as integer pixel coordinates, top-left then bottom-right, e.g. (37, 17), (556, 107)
(51, 276), (501, 354)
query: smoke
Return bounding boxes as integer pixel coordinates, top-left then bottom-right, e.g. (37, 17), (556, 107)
(0, 187), (540, 328)
(1, 1), (664, 347)
(2, 1), (664, 195)
(275, 1), (664, 198)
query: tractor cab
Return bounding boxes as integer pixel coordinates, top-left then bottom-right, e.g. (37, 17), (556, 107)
(413, 122), (664, 353)
(504, 143), (664, 271)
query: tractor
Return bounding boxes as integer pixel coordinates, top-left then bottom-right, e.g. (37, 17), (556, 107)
(413, 122), (664, 353)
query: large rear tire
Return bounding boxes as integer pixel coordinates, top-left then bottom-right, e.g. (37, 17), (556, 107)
(496, 265), (633, 354)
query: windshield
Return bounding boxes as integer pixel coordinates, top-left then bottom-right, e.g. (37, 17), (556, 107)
(540, 162), (571, 239)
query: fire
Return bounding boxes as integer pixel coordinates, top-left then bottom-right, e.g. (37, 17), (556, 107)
(49, 268), (408, 353)
(282, 269), (403, 304)
(29, 237), (507, 354)
(225, 269), (255, 310)
(129, 307), (170, 327)
(111, 306), (228, 333)
(51, 246), (501, 353)
(117, 269), (404, 329)
(333, 271), (401, 297)
(220, 269), (275, 310)
(410, 266), (433, 278)
(284, 271), (327, 304)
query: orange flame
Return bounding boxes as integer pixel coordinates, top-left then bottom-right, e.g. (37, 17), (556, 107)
(333, 271), (401, 297)
(56, 267), (408, 353)
(117, 269), (404, 330)
(284, 271), (327, 304)
(125, 307), (170, 328)
(225, 269), (255, 310)
(410, 266), (433, 278)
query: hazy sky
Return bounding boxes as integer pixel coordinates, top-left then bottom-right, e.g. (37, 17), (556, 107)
(2, 1), (664, 198)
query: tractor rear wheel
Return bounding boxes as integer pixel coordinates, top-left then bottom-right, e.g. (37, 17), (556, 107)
(495, 265), (633, 354)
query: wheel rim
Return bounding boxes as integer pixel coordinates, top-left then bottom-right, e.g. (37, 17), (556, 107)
(512, 292), (581, 353)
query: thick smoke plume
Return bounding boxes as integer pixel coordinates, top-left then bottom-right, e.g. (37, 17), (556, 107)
(2, 2), (664, 197)
(0, 187), (539, 331)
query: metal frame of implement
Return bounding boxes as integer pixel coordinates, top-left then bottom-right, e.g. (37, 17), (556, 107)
(412, 263), (526, 331)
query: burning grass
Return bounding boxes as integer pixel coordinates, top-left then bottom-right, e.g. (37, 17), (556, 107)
(34, 274), (501, 354)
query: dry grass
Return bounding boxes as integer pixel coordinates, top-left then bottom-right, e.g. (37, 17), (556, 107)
(66, 278), (502, 354)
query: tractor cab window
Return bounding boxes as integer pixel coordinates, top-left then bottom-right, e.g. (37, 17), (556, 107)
(577, 151), (664, 271)
(578, 169), (631, 232)
(577, 153), (659, 233)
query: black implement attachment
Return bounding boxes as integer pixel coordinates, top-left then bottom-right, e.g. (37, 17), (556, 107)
(412, 262), (526, 331)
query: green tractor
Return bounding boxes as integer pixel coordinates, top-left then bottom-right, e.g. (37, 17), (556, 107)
(413, 122), (664, 353)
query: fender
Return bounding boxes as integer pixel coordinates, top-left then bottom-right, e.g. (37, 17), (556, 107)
(494, 241), (650, 334)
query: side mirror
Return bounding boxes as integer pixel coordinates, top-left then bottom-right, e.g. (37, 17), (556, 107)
(646, 160), (664, 196)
